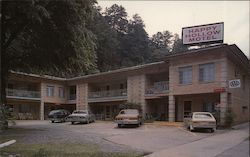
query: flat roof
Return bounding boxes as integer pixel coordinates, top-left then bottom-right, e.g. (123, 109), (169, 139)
(9, 44), (250, 81)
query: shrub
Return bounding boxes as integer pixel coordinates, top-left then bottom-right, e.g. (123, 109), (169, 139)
(118, 102), (142, 113)
(0, 104), (15, 130)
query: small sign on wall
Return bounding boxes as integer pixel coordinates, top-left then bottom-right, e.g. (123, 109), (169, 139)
(229, 79), (241, 88)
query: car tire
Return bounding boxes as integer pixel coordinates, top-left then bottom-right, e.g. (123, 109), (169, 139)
(71, 122), (74, 125)
(118, 124), (122, 128)
(210, 128), (215, 133)
(51, 121), (54, 123)
(190, 125), (194, 132)
(137, 122), (141, 127)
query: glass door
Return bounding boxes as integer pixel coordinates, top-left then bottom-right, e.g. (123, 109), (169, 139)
(184, 101), (192, 118)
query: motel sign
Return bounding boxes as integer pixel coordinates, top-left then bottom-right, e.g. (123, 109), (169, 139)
(182, 22), (224, 45)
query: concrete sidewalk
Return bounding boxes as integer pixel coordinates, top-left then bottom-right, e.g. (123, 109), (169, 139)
(146, 123), (249, 157)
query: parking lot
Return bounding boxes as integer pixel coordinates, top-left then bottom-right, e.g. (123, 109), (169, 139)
(5, 120), (221, 154)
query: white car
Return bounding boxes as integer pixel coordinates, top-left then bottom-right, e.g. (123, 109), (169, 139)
(185, 112), (216, 132)
(66, 110), (95, 124)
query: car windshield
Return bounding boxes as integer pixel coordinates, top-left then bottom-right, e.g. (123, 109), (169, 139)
(73, 111), (87, 114)
(120, 110), (138, 115)
(49, 110), (63, 115)
(193, 113), (213, 119)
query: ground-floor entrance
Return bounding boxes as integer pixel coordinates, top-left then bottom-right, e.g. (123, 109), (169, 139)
(6, 99), (40, 120)
(175, 93), (220, 122)
(146, 97), (169, 121)
(89, 101), (126, 120)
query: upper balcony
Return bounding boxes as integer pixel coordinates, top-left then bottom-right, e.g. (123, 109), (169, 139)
(6, 88), (41, 100)
(145, 81), (169, 98)
(88, 89), (127, 102)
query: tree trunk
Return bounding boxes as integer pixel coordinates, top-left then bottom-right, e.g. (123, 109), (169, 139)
(0, 0), (9, 130)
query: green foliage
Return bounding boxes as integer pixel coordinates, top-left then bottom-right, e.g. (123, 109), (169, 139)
(0, 104), (15, 130)
(0, 142), (143, 157)
(104, 4), (128, 33)
(150, 31), (173, 50)
(2, 0), (98, 78)
(91, 4), (151, 71)
(149, 32), (189, 61)
(118, 102), (142, 113)
(171, 34), (189, 53)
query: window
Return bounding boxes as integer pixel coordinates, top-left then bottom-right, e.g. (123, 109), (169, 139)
(179, 66), (192, 85)
(199, 63), (215, 83)
(59, 87), (65, 98)
(203, 102), (215, 113)
(120, 84), (124, 89)
(69, 86), (76, 100)
(46, 85), (54, 97)
(19, 104), (30, 113)
(106, 85), (110, 91)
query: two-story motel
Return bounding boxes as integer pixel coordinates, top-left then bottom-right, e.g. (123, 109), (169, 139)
(6, 44), (250, 125)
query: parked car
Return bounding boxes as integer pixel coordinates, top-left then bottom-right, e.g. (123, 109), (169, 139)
(184, 112), (216, 132)
(115, 109), (143, 128)
(66, 110), (95, 124)
(48, 109), (71, 123)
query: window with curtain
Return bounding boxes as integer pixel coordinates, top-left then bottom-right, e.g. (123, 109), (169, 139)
(46, 85), (54, 97)
(59, 87), (65, 98)
(199, 63), (215, 83)
(179, 66), (192, 85)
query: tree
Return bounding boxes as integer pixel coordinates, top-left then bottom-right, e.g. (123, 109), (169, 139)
(119, 14), (150, 66)
(0, 0), (97, 129)
(149, 30), (173, 62)
(102, 5), (150, 68)
(103, 4), (128, 34)
(171, 34), (189, 53)
(87, 6), (121, 72)
(150, 31), (173, 51)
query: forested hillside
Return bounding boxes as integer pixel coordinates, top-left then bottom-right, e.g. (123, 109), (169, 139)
(1, 0), (188, 78)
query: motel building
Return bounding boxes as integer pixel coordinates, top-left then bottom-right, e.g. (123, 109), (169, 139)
(5, 44), (250, 126)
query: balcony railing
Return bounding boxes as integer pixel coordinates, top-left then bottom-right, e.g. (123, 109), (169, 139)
(6, 88), (40, 99)
(88, 89), (127, 99)
(145, 81), (169, 95)
(69, 94), (76, 100)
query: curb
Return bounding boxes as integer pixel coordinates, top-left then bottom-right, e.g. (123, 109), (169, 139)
(0, 140), (16, 148)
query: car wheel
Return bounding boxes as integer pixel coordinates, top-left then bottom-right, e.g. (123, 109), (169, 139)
(137, 122), (141, 127)
(189, 125), (194, 132)
(71, 122), (74, 125)
(51, 121), (54, 123)
(118, 124), (122, 128)
(210, 128), (215, 133)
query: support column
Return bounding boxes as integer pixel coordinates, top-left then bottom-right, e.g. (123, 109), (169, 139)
(40, 101), (44, 120)
(219, 58), (228, 126)
(220, 92), (228, 125)
(40, 82), (45, 120)
(127, 75), (146, 118)
(168, 95), (175, 122)
(76, 83), (88, 110)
